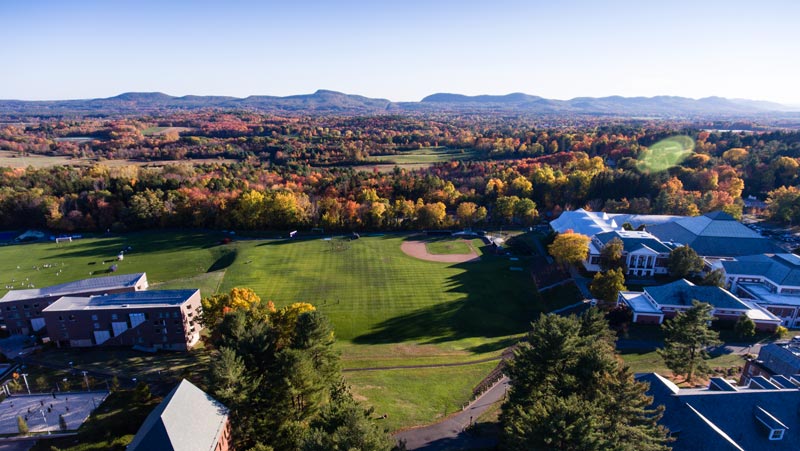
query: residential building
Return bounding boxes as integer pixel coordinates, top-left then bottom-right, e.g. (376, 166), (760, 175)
(618, 279), (781, 332)
(0, 273), (148, 335)
(741, 340), (800, 385)
(720, 253), (800, 328)
(638, 372), (800, 450)
(585, 230), (674, 277)
(128, 379), (231, 451)
(42, 289), (203, 351)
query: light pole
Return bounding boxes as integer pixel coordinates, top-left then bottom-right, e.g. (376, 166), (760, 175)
(21, 373), (30, 394)
(81, 371), (90, 391)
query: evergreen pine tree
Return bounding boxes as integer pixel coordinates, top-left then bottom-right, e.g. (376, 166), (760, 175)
(658, 301), (721, 382)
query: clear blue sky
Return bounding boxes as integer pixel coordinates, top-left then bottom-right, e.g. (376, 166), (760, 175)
(2, 0), (799, 103)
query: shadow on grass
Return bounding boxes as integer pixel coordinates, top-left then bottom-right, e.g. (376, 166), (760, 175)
(467, 336), (522, 354)
(47, 231), (225, 259)
(354, 258), (562, 346)
(207, 248), (238, 272)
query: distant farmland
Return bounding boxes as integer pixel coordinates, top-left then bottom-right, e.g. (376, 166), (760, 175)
(0, 151), (238, 168)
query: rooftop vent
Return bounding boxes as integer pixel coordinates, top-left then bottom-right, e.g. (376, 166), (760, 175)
(708, 377), (738, 392)
(753, 406), (787, 441)
(770, 375), (797, 389)
(749, 376), (781, 390)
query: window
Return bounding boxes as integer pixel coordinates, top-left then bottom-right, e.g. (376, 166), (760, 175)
(91, 314), (98, 321)
(93, 322), (100, 329)
(23, 304), (29, 310)
(770, 429), (784, 440)
(111, 313), (118, 320)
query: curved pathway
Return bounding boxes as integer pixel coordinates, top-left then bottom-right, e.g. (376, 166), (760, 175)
(400, 239), (479, 263)
(343, 355), (503, 373)
(394, 376), (510, 451)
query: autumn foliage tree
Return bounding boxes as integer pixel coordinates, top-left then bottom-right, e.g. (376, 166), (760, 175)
(200, 287), (271, 328)
(548, 231), (590, 269)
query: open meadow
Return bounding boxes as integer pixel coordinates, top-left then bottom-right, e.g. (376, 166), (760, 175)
(0, 231), (562, 429)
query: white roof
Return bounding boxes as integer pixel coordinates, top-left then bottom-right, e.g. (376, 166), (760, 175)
(620, 291), (663, 315)
(550, 208), (619, 236)
(741, 300), (782, 323)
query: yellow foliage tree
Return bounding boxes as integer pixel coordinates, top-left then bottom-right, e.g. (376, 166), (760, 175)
(548, 231), (590, 269)
(271, 302), (317, 346)
(200, 287), (263, 327)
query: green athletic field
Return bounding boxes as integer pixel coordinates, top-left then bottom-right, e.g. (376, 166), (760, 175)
(0, 231), (566, 429)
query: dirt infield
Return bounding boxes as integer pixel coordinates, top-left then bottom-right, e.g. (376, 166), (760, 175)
(400, 239), (479, 263)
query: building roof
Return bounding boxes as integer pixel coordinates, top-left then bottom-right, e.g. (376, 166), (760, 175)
(595, 230), (674, 254)
(128, 379), (228, 451)
(738, 283), (800, 306)
(0, 273), (146, 303)
(756, 342), (800, 376)
(619, 291), (664, 315)
(549, 208), (620, 236)
(639, 372), (800, 451)
(722, 253), (800, 287)
(645, 279), (749, 310)
(42, 289), (198, 312)
(606, 213), (684, 229)
(646, 212), (781, 257)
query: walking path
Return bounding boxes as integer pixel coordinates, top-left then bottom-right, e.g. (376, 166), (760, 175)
(343, 356), (502, 373)
(394, 376), (509, 451)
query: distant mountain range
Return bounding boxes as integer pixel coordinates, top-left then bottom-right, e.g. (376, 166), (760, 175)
(0, 90), (797, 117)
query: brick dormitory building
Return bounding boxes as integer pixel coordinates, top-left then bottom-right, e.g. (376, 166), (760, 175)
(0, 273), (203, 351)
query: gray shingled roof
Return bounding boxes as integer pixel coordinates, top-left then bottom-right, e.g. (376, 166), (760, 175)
(756, 343), (800, 376)
(127, 379), (228, 451)
(722, 254), (800, 287)
(0, 273), (146, 302)
(595, 230), (673, 254)
(640, 372), (800, 451)
(646, 212), (780, 257)
(645, 279), (749, 310)
(43, 289), (198, 312)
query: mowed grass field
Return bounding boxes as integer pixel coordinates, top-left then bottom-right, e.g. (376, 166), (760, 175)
(0, 231), (558, 429)
(366, 147), (480, 164)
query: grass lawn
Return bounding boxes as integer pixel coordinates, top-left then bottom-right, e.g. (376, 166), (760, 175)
(346, 360), (498, 431)
(620, 349), (745, 380)
(539, 281), (584, 310)
(29, 347), (212, 382)
(0, 231), (570, 431)
(425, 238), (473, 255)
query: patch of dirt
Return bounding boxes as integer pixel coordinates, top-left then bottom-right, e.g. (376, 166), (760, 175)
(401, 239), (479, 263)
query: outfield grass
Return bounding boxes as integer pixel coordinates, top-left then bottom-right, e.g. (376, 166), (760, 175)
(425, 238), (473, 255)
(0, 231), (564, 431)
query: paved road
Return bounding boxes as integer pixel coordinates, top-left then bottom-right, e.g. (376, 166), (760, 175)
(394, 376), (509, 451)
